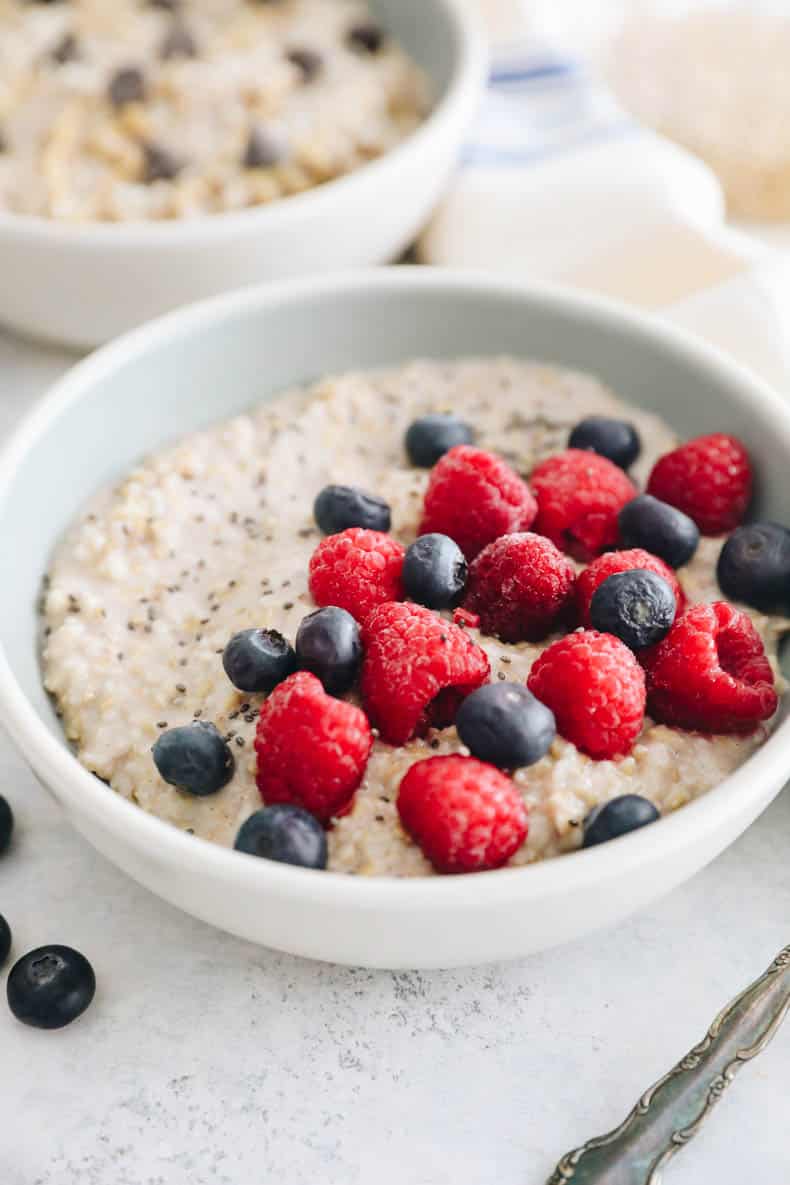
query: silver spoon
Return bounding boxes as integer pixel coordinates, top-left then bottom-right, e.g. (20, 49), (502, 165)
(547, 946), (790, 1184)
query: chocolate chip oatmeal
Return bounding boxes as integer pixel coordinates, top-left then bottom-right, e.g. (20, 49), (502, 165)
(0, 0), (429, 221)
(42, 358), (788, 876)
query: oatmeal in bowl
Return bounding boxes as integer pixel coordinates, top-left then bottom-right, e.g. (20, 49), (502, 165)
(0, 0), (430, 221)
(42, 355), (790, 878)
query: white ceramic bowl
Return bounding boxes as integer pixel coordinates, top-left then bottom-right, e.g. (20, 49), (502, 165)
(2, 269), (789, 969)
(0, 0), (485, 350)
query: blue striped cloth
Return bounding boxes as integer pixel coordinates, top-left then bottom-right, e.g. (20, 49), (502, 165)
(463, 47), (636, 169)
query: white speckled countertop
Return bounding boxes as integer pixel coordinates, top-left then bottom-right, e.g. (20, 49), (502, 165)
(1, 329), (789, 1185)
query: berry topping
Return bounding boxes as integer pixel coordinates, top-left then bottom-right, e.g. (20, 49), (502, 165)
(531, 449), (637, 560)
(402, 533), (468, 609)
(286, 47), (323, 82)
(642, 602), (778, 734)
(152, 721), (234, 796)
(360, 601), (490, 745)
(527, 631), (646, 759)
(347, 22), (385, 53)
(397, 755), (528, 873)
(255, 672), (372, 822)
(0, 794), (13, 855)
(569, 416), (641, 470)
(419, 446), (537, 561)
(234, 804), (327, 869)
(618, 493), (700, 569)
(464, 532), (576, 643)
(405, 414), (474, 468)
(456, 682), (556, 769)
(7, 946), (95, 1030)
(590, 570), (677, 651)
(576, 548), (685, 628)
(313, 484), (391, 535)
(243, 124), (288, 169)
(647, 433), (752, 535)
(582, 795), (660, 848)
(717, 522), (790, 614)
(452, 607), (480, 629)
(0, 915), (10, 969)
(295, 606), (362, 695)
(108, 66), (146, 108)
(309, 527), (405, 624)
(222, 628), (296, 693)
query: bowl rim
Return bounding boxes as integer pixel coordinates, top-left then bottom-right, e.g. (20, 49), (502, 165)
(2, 266), (790, 909)
(0, 0), (486, 248)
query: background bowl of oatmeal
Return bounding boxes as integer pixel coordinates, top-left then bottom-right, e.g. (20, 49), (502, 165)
(1, 268), (790, 969)
(0, 0), (485, 350)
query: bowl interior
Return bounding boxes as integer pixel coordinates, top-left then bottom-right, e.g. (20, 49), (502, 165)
(3, 272), (790, 751)
(375, 0), (461, 99)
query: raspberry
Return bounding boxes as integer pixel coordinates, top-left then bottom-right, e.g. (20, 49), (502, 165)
(641, 602), (777, 734)
(419, 446), (537, 561)
(647, 433), (752, 535)
(575, 548), (685, 628)
(464, 532), (576, 643)
(254, 672), (373, 822)
(308, 527), (404, 624)
(530, 449), (637, 560)
(397, 755), (528, 873)
(527, 631), (646, 759)
(360, 601), (490, 745)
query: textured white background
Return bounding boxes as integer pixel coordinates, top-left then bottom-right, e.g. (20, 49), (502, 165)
(1, 328), (789, 1184)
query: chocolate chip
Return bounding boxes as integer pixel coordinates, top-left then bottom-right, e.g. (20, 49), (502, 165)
(108, 67), (147, 109)
(51, 32), (79, 65)
(286, 48), (323, 83)
(242, 125), (288, 169)
(347, 23), (386, 54)
(160, 22), (198, 61)
(141, 141), (184, 183)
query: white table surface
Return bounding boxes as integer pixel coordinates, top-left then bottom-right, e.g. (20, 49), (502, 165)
(1, 327), (788, 1185)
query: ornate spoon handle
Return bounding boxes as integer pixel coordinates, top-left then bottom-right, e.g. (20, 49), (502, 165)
(548, 947), (790, 1185)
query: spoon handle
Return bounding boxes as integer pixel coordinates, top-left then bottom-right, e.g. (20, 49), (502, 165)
(548, 947), (790, 1185)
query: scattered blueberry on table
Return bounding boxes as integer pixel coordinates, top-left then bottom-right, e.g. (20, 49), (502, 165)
(313, 484), (391, 535)
(402, 533), (468, 609)
(0, 914), (11, 969)
(618, 493), (700, 569)
(717, 522), (790, 614)
(7, 945), (96, 1030)
(223, 627), (296, 693)
(456, 683), (556, 770)
(295, 606), (362, 695)
(235, 804), (327, 869)
(404, 414), (474, 468)
(152, 721), (234, 796)
(590, 569), (677, 650)
(0, 793), (13, 854)
(569, 416), (641, 470)
(583, 795), (660, 848)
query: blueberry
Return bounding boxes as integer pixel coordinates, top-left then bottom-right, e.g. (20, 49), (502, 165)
(717, 522), (790, 614)
(583, 795), (660, 848)
(152, 721), (234, 796)
(618, 494), (699, 568)
(7, 946), (96, 1029)
(223, 628), (296, 693)
(0, 794), (13, 855)
(405, 415), (474, 468)
(235, 805), (327, 869)
(0, 915), (10, 968)
(313, 484), (391, 535)
(569, 416), (641, 470)
(590, 570), (676, 650)
(295, 606), (362, 695)
(456, 683), (556, 769)
(403, 534), (468, 609)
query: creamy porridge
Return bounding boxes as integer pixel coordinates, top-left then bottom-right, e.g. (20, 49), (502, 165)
(0, 0), (429, 222)
(42, 358), (787, 876)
